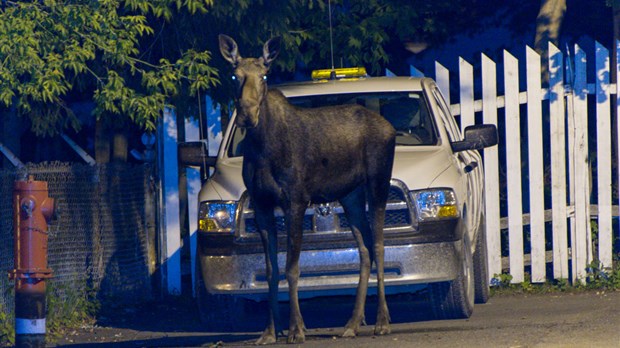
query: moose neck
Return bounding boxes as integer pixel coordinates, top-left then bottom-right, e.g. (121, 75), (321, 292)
(247, 90), (290, 142)
(244, 89), (292, 158)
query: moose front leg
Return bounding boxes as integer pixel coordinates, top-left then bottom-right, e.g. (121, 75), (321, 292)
(255, 208), (281, 345)
(370, 205), (391, 336)
(285, 203), (307, 344)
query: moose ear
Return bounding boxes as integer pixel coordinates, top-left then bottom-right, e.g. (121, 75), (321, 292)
(262, 37), (281, 67)
(219, 34), (241, 66)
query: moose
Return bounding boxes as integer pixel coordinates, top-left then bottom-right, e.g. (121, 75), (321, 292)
(218, 34), (396, 344)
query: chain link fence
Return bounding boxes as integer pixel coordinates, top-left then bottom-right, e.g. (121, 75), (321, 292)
(0, 162), (155, 316)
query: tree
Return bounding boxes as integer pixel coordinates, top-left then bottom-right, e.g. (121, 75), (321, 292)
(221, 0), (487, 75)
(3, 0), (581, 143)
(184, 0), (495, 105)
(533, 0), (566, 84)
(0, 0), (219, 138)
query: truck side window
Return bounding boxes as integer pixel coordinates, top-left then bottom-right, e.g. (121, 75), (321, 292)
(432, 88), (462, 142)
(228, 127), (246, 157)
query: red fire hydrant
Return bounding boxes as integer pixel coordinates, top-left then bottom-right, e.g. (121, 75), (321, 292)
(8, 175), (55, 347)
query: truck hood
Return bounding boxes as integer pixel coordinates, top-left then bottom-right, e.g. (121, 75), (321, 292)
(391, 146), (454, 190)
(200, 146), (454, 202)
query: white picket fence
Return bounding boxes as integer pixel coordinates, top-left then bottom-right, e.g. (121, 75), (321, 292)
(427, 41), (620, 284)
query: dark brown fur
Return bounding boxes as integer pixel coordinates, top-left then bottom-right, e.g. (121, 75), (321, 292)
(219, 34), (396, 344)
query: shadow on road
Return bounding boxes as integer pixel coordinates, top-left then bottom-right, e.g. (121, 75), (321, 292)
(56, 290), (436, 347)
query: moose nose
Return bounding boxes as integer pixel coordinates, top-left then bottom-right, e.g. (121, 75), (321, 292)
(237, 101), (260, 128)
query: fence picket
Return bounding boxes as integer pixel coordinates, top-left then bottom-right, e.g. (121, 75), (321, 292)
(572, 43), (591, 282)
(566, 52), (576, 285)
(595, 41), (613, 269)
(435, 62), (451, 106)
(432, 40), (617, 286)
(459, 58), (475, 132)
(617, 40), (620, 267)
(481, 54), (502, 281)
(548, 43), (569, 279)
(525, 46), (546, 282)
(503, 50), (525, 283)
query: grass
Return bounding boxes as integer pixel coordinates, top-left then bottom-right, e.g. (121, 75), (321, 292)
(491, 260), (620, 296)
(46, 282), (100, 339)
(0, 281), (99, 346)
(0, 303), (12, 347)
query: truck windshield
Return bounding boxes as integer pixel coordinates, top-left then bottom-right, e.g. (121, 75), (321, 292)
(227, 91), (437, 158)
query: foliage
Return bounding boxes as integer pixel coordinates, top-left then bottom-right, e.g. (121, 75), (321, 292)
(0, 0), (550, 135)
(160, 0), (502, 107)
(0, 303), (13, 347)
(582, 260), (620, 290)
(46, 281), (100, 340)
(491, 272), (570, 296)
(491, 259), (620, 296)
(491, 272), (513, 288)
(0, 277), (13, 346)
(0, 280), (99, 345)
(0, 0), (219, 136)
(1, 1), (614, 135)
(204, 0), (486, 75)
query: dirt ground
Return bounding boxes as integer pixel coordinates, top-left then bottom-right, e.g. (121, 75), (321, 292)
(48, 290), (620, 347)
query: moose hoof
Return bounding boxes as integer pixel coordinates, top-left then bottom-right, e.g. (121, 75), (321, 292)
(343, 317), (362, 337)
(287, 328), (305, 344)
(255, 329), (277, 345)
(374, 324), (391, 336)
(342, 327), (358, 338)
(286, 324), (306, 344)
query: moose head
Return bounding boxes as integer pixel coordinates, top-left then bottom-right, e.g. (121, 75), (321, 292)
(218, 34), (281, 128)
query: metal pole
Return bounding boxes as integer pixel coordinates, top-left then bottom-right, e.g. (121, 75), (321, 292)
(0, 141), (24, 168)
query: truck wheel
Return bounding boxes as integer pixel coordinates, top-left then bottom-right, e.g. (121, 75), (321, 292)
(195, 263), (245, 331)
(473, 216), (490, 304)
(429, 235), (475, 319)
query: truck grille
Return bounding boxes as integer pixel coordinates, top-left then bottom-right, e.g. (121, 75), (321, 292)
(240, 180), (414, 237)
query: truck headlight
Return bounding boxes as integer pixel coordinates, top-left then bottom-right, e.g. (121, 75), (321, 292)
(410, 189), (459, 221)
(198, 201), (237, 233)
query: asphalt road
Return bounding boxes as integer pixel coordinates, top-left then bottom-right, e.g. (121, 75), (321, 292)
(55, 290), (620, 348)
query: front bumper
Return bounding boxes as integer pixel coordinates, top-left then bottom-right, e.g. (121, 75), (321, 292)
(199, 239), (464, 300)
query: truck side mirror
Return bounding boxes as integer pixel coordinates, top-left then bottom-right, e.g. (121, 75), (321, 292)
(451, 124), (498, 152)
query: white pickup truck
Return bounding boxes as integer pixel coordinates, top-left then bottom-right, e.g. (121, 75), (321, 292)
(179, 70), (498, 330)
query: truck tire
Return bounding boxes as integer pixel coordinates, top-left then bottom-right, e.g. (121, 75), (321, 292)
(473, 216), (490, 304)
(429, 235), (475, 319)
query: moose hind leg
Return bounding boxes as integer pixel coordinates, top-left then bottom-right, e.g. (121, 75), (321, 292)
(339, 187), (372, 337)
(255, 208), (281, 345)
(285, 203), (307, 344)
(368, 179), (391, 336)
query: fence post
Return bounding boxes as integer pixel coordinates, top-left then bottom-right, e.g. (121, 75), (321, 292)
(157, 107), (182, 295)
